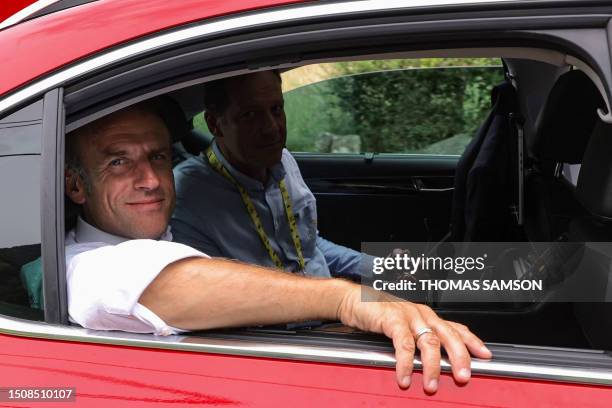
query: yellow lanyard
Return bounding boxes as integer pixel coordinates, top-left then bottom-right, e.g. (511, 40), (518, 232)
(205, 147), (305, 271)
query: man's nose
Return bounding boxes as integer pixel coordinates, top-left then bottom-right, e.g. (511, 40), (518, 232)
(134, 160), (161, 190)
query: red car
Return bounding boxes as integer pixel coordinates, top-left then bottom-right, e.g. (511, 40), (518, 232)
(1, 0), (612, 406)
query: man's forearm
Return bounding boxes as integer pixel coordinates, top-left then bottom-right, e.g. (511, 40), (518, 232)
(139, 257), (354, 330)
(139, 255), (491, 393)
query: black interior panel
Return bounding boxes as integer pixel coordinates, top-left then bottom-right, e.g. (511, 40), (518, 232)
(296, 153), (457, 250)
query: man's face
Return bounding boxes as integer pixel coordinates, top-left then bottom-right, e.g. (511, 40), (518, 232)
(209, 71), (287, 175)
(67, 109), (175, 239)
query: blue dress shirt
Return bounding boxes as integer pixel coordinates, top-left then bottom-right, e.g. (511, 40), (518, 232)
(171, 141), (363, 279)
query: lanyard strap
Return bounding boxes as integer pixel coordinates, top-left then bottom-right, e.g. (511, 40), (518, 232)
(205, 147), (305, 271)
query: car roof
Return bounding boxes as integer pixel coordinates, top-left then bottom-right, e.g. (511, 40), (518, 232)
(0, 0), (601, 99)
(0, 0), (308, 96)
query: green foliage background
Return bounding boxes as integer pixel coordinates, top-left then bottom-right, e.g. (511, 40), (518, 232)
(283, 58), (503, 154)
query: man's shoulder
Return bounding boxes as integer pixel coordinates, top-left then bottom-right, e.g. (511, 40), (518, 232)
(280, 148), (307, 183)
(173, 155), (221, 195)
(65, 240), (110, 266)
(173, 155), (210, 176)
(281, 148), (299, 169)
(65, 238), (208, 266)
(281, 147), (295, 161)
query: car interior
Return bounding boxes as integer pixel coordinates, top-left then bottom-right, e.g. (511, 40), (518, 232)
(150, 57), (609, 351)
(1, 44), (612, 367)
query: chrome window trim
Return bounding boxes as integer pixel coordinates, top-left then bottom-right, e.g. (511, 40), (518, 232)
(0, 0), (521, 116)
(1, 315), (611, 386)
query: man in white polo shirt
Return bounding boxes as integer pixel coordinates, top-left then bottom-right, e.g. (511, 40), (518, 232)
(64, 100), (490, 393)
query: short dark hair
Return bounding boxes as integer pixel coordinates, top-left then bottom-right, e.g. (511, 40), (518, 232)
(203, 70), (282, 115)
(66, 98), (172, 168)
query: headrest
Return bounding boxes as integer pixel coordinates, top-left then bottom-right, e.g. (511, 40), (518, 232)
(576, 121), (612, 219)
(532, 70), (605, 164)
(150, 95), (191, 144)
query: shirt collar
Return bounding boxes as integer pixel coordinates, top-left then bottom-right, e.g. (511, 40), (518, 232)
(74, 217), (173, 245)
(211, 140), (286, 191)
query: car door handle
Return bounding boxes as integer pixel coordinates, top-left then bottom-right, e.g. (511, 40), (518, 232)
(413, 177), (454, 192)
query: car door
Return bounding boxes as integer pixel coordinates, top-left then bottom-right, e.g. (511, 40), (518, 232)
(2, 1), (612, 407)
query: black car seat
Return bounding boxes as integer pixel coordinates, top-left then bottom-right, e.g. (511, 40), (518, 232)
(524, 70), (604, 242)
(450, 80), (520, 241)
(566, 119), (612, 349)
(153, 95), (212, 165)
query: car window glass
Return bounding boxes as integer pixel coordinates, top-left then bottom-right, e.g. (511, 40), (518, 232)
(0, 100), (44, 320)
(282, 59), (504, 155)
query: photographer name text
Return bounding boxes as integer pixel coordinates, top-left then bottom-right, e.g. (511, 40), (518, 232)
(373, 279), (543, 291)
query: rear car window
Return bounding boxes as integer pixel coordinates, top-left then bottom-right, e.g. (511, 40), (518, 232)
(281, 59), (504, 155)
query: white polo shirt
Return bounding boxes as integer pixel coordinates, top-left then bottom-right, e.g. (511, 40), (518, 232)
(65, 218), (206, 335)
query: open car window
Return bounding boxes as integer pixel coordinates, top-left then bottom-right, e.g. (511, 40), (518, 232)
(60, 55), (611, 347)
(175, 56), (607, 351)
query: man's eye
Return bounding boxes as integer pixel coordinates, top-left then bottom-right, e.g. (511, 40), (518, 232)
(241, 111), (256, 119)
(109, 158), (125, 166)
(272, 105), (284, 115)
(152, 153), (168, 161)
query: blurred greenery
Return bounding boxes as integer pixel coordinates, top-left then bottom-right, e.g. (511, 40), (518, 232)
(193, 112), (208, 133)
(283, 58), (504, 154)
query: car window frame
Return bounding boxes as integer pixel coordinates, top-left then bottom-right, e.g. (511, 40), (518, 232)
(56, 2), (612, 378)
(40, 88), (68, 324)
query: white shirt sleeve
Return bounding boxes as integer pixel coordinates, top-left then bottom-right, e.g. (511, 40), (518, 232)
(66, 239), (207, 336)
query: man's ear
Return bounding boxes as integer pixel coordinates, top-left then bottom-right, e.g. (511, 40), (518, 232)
(205, 112), (223, 138)
(65, 169), (87, 205)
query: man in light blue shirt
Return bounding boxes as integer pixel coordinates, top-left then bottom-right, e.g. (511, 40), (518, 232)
(172, 71), (365, 279)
